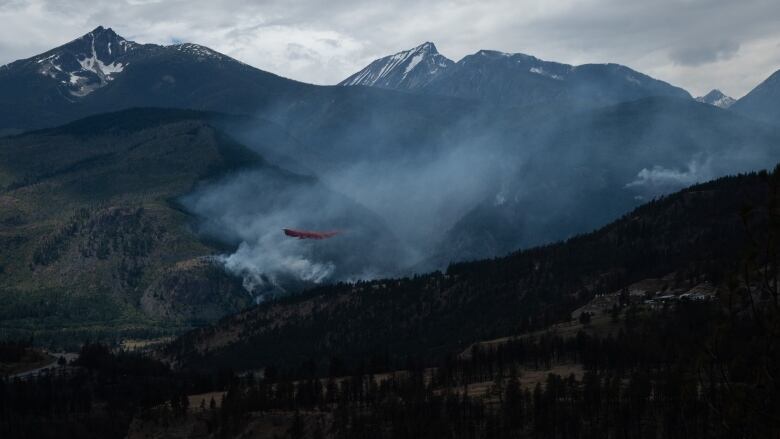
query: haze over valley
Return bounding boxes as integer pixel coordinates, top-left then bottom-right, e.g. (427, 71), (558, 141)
(1, 4), (780, 437)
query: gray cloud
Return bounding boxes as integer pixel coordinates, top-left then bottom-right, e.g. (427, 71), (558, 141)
(1, 0), (780, 96)
(669, 40), (741, 66)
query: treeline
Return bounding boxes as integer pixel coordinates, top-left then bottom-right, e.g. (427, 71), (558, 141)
(208, 297), (779, 438)
(3, 169), (779, 438)
(200, 168), (780, 438)
(0, 339), (33, 363)
(31, 205), (158, 268)
(3, 295), (777, 439)
(0, 323), (187, 353)
(0, 343), (229, 439)
(250, 299), (709, 386)
(169, 171), (771, 372)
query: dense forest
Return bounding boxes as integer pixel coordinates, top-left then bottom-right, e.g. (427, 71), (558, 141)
(3, 20), (780, 439)
(3, 296), (777, 438)
(207, 299), (779, 439)
(0, 342), (231, 439)
(1, 168), (778, 438)
(166, 171), (771, 372)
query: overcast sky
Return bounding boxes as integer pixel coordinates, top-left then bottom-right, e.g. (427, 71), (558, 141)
(1, 0), (779, 97)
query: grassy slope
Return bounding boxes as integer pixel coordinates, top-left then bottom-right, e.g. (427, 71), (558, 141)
(0, 109), (267, 344)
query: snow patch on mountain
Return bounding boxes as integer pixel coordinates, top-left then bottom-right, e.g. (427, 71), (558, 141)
(339, 42), (454, 90)
(77, 38), (125, 78)
(529, 67), (563, 80)
(25, 27), (241, 99)
(173, 43), (228, 61)
(695, 89), (735, 109)
(626, 75), (642, 85)
(404, 53), (425, 77)
(35, 26), (133, 97)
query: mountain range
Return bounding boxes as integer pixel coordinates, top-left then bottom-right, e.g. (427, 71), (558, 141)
(3, 24), (780, 439)
(341, 42), (780, 124)
(3, 28), (780, 135)
(340, 42), (691, 108)
(2, 27), (780, 342)
(0, 26), (317, 134)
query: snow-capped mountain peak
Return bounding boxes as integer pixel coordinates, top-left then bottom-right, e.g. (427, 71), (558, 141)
(339, 42), (454, 90)
(172, 43), (230, 62)
(695, 89), (735, 109)
(0, 25), (255, 112)
(33, 26), (137, 97)
(341, 43), (692, 107)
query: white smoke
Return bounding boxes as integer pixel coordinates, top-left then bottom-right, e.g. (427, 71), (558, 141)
(188, 96), (780, 295)
(319, 143), (503, 254)
(220, 237), (335, 302)
(626, 157), (714, 195)
(181, 167), (405, 299)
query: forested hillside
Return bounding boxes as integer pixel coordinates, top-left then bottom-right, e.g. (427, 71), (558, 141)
(4, 168), (778, 439)
(0, 109), (277, 344)
(166, 170), (774, 372)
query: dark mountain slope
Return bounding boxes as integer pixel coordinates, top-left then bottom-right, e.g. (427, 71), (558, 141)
(236, 96), (780, 274)
(0, 107), (409, 343)
(0, 109), (267, 339)
(429, 96), (780, 264)
(0, 27), (478, 141)
(0, 109), (356, 342)
(732, 69), (780, 124)
(165, 170), (773, 371)
(74, 42), (311, 118)
(0, 26), (315, 133)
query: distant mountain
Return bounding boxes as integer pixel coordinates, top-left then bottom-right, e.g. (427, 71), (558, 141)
(165, 170), (774, 371)
(695, 89), (735, 108)
(732, 69), (780, 124)
(21, 25), (136, 98)
(339, 42), (454, 90)
(243, 92), (780, 271)
(0, 27), (484, 142)
(424, 96), (780, 266)
(340, 45), (692, 107)
(0, 26), (315, 132)
(6, 29), (780, 340)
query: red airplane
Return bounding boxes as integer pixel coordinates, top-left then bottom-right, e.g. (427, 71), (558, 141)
(283, 228), (340, 240)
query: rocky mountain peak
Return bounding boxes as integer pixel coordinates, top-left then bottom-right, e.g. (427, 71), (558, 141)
(696, 89), (735, 108)
(339, 41), (454, 89)
(33, 25), (138, 97)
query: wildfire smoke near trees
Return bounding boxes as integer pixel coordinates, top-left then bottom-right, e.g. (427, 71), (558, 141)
(2, 169), (779, 438)
(3, 3), (780, 437)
